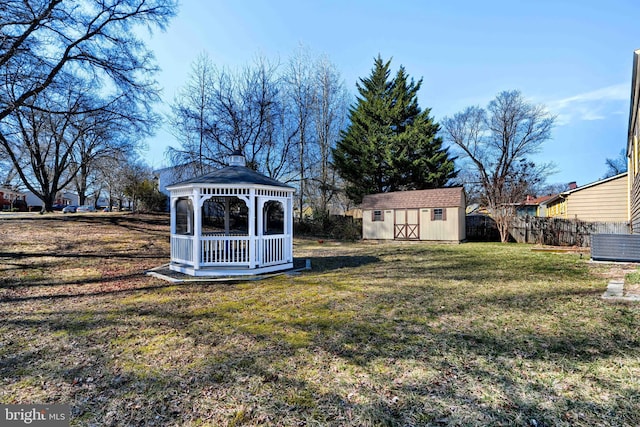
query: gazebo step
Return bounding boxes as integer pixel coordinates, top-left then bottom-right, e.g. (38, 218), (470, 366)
(169, 262), (294, 277)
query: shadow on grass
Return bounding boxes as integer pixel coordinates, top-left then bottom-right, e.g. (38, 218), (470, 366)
(306, 255), (380, 273)
(0, 275), (176, 302)
(0, 276), (640, 426)
(372, 243), (593, 283)
(0, 251), (164, 261)
(3, 284), (639, 426)
(2, 235), (639, 425)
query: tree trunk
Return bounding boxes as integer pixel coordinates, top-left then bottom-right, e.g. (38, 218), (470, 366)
(41, 193), (56, 213)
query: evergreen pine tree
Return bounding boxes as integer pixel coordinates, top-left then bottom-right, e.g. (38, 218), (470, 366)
(333, 56), (457, 204)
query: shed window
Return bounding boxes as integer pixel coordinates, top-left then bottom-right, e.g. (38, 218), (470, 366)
(431, 208), (447, 221)
(372, 210), (384, 221)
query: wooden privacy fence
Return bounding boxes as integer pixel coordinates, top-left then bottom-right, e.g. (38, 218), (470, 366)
(466, 214), (501, 242)
(466, 214), (630, 246)
(509, 216), (630, 247)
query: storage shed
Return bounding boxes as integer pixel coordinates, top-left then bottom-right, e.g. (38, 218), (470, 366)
(361, 187), (466, 241)
(166, 151), (295, 276)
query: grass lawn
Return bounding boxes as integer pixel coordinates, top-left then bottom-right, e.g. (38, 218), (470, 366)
(1, 213), (639, 426)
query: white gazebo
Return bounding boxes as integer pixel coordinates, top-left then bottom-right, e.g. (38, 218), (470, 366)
(166, 151), (295, 276)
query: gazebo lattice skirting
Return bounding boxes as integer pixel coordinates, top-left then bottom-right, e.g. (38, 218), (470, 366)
(166, 152), (295, 277)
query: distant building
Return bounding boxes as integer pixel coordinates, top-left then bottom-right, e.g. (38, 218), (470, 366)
(155, 163), (207, 211)
(25, 191), (79, 209)
(540, 173), (628, 222)
(0, 187), (26, 211)
(517, 194), (555, 217)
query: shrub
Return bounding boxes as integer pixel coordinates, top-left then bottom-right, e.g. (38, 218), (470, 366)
(294, 215), (362, 241)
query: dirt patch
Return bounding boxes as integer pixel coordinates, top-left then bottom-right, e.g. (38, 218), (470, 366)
(627, 282), (640, 296)
(588, 261), (640, 297)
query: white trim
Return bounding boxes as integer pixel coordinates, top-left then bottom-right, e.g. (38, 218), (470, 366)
(170, 262), (294, 277)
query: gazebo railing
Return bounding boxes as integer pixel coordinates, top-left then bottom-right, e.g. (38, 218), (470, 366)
(171, 235), (194, 264)
(260, 235), (287, 266)
(201, 235), (251, 265)
(171, 234), (289, 268)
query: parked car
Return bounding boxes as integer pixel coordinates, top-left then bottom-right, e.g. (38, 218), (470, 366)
(52, 204), (65, 211)
(76, 205), (96, 212)
(62, 205), (77, 213)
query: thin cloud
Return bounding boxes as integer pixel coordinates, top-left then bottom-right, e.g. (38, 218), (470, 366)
(546, 83), (629, 126)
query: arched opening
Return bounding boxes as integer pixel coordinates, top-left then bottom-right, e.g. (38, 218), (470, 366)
(264, 200), (284, 235)
(175, 198), (194, 235)
(202, 197), (248, 236)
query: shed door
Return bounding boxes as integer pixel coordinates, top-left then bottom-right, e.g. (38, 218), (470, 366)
(394, 209), (419, 240)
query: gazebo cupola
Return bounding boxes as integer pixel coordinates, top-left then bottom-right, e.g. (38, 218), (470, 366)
(166, 151), (295, 277)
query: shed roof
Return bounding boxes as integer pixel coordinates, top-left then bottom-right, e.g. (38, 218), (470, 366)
(167, 165), (294, 190)
(361, 187), (465, 210)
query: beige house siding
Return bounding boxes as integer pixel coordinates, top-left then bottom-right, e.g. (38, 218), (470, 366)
(566, 174), (628, 221)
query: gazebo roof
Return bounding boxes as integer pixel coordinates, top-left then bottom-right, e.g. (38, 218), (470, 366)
(167, 165), (294, 190)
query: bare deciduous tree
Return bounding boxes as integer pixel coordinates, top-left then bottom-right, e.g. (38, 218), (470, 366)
(0, 0), (176, 209)
(604, 148), (627, 178)
(284, 48), (316, 221)
(308, 55), (349, 217)
(72, 102), (139, 206)
(167, 52), (216, 176)
(442, 90), (555, 242)
(168, 55), (285, 175)
(6, 84), (91, 211)
(167, 49), (350, 221)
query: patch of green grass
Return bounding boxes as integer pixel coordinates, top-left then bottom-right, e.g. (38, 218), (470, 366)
(626, 268), (640, 285)
(1, 216), (639, 425)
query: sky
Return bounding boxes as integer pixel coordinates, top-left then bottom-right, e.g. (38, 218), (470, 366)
(141, 0), (640, 188)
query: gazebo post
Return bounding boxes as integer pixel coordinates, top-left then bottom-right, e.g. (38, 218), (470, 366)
(169, 196), (176, 235)
(256, 197), (266, 267)
(248, 189), (256, 269)
(192, 188), (201, 271)
(224, 197), (230, 236)
(285, 197), (293, 262)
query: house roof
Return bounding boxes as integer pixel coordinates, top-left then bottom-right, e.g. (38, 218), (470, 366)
(166, 165), (294, 190)
(360, 187), (465, 210)
(0, 187), (26, 196)
(521, 194), (554, 206)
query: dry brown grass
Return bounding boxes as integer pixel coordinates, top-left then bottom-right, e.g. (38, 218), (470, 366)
(1, 213), (639, 426)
